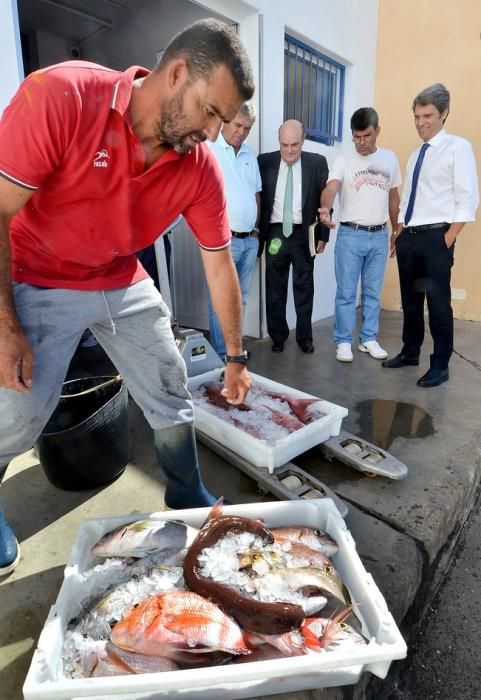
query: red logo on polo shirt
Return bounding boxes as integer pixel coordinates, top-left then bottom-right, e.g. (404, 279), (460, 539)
(93, 149), (109, 168)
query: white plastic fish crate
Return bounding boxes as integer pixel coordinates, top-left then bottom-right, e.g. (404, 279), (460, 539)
(23, 499), (406, 700)
(188, 370), (348, 473)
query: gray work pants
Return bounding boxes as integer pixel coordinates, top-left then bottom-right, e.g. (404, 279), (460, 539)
(0, 279), (193, 466)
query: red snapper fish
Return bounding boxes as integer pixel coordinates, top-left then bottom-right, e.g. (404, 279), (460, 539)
(271, 527), (339, 557)
(301, 606), (367, 653)
(110, 590), (251, 659)
(264, 389), (323, 422)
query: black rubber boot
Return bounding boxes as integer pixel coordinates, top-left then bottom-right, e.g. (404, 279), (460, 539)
(154, 424), (217, 509)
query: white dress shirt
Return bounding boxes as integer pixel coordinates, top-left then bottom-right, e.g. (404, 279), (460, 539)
(399, 129), (479, 225)
(270, 158), (303, 224)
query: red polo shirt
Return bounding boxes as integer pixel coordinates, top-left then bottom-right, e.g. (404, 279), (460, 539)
(0, 61), (230, 290)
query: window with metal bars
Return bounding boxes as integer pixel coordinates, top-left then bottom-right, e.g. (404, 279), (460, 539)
(284, 34), (345, 146)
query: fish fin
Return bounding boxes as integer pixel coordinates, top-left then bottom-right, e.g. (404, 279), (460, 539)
(203, 497), (224, 525)
(319, 604), (356, 649)
(301, 626), (322, 652)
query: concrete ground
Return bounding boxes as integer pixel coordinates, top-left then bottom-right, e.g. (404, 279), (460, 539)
(1, 310), (481, 700)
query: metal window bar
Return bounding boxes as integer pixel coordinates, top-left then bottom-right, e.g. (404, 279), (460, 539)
(284, 34), (344, 145)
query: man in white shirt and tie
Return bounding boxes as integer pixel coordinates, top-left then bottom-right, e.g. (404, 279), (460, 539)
(383, 83), (479, 387)
(257, 120), (329, 353)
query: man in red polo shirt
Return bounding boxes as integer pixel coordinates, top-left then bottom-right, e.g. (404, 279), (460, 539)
(0, 19), (254, 576)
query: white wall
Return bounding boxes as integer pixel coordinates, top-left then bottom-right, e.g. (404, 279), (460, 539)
(252, 0), (379, 331)
(0, 0), (24, 115)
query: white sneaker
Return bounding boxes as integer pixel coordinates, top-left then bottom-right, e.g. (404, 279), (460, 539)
(336, 343), (353, 362)
(358, 340), (388, 360)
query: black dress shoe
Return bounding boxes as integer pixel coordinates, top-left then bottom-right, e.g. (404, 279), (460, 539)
(382, 353), (419, 368)
(417, 368), (449, 388)
(297, 339), (314, 354)
(272, 340), (284, 353)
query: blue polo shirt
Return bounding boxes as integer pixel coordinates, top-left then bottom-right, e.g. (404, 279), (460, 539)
(208, 132), (262, 232)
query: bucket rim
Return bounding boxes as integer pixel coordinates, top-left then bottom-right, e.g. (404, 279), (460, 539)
(40, 376), (127, 438)
(59, 374), (123, 397)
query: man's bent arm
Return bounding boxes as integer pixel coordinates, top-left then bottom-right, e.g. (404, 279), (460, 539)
(0, 176), (35, 391)
(319, 180), (341, 228)
(200, 246), (251, 404)
(255, 192), (261, 229)
(388, 187), (400, 233)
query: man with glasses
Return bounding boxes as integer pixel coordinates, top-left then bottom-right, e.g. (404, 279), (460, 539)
(319, 107), (401, 362)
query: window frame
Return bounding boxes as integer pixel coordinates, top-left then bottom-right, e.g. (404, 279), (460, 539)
(284, 33), (345, 146)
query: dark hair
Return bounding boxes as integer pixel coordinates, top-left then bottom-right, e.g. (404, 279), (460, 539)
(350, 107), (379, 131)
(412, 83), (450, 119)
(157, 18), (254, 101)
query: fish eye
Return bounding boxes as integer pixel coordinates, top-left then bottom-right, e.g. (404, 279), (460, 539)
(339, 622), (348, 630)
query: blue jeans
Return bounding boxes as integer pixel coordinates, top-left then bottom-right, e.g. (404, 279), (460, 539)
(208, 235), (259, 358)
(334, 225), (389, 345)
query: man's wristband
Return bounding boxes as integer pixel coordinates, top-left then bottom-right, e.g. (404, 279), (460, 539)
(225, 350), (250, 365)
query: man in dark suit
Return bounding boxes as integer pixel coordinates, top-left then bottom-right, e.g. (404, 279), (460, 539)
(258, 120), (329, 353)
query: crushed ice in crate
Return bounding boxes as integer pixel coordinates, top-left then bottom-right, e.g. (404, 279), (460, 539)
(197, 532), (327, 611)
(192, 381), (319, 442)
(62, 566), (185, 678)
(62, 632), (106, 679)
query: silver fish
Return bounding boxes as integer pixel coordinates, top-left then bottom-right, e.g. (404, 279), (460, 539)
(255, 566), (345, 604)
(91, 642), (180, 676)
(71, 566), (184, 639)
(92, 519), (199, 558)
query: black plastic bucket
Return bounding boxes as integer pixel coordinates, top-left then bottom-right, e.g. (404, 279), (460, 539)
(36, 375), (131, 490)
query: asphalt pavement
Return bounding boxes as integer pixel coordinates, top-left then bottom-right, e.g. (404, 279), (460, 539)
(388, 494), (481, 700)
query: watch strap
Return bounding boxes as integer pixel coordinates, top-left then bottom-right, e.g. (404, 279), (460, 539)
(225, 350), (250, 365)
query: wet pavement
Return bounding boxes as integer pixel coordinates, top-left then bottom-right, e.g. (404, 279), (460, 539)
(1, 310), (481, 699)
(353, 399), (435, 450)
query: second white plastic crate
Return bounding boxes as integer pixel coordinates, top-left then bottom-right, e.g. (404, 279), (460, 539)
(188, 369), (348, 473)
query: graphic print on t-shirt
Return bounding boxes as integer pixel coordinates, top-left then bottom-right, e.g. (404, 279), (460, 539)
(353, 166), (391, 192)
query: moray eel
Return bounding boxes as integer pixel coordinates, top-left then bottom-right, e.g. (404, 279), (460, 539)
(183, 514), (305, 635)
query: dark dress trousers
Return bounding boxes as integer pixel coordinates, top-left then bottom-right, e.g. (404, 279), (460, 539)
(257, 151), (329, 343)
(395, 224), (453, 369)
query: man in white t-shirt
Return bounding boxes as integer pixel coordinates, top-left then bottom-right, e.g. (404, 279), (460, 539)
(319, 107), (401, 362)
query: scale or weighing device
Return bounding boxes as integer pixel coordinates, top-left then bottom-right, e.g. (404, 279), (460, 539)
(174, 327), (408, 519)
(154, 221), (408, 519)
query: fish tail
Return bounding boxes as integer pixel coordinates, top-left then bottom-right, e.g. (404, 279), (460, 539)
(204, 497), (225, 524)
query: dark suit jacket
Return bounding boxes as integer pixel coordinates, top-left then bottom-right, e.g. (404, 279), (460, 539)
(257, 150), (330, 256)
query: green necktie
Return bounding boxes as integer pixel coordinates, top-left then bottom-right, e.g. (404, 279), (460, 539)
(283, 164), (293, 237)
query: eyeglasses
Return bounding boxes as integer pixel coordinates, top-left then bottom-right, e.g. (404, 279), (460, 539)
(352, 135), (373, 144)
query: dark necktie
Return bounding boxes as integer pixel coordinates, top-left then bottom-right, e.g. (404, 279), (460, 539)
(404, 143), (430, 226)
(283, 164), (293, 237)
